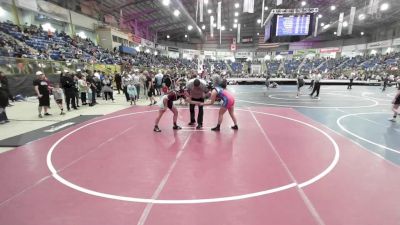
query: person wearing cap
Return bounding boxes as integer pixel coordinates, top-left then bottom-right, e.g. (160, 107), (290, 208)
(33, 71), (51, 118)
(186, 77), (208, 129)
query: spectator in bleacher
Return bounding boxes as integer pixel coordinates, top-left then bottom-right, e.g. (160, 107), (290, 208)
(33, 71), (51, 118)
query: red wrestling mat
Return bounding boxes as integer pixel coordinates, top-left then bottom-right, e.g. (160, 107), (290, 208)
(0, 106), (399, 225)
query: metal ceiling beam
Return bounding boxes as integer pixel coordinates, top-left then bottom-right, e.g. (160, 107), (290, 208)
(152, 20), (184, 29)
(124, 8), (158, 20)
(158, 24), (187, 32)
(103, 0), (153, 14)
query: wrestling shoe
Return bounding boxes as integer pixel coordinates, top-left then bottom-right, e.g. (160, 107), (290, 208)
(173, 125), (182, 130)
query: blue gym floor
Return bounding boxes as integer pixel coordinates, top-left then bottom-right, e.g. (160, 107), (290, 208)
(228, 84), (400, 165)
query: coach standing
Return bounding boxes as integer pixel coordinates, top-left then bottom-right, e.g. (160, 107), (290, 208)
(187, 78), (208, 129)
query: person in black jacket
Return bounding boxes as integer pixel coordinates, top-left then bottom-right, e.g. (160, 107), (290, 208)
(0, 71), (13, 105)
(0, 78), (9, 123)
(114, 73), (122, 94)
(60, 70), (77, 111)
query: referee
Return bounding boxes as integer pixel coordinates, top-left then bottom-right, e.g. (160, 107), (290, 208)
(187, 78), (208, 129)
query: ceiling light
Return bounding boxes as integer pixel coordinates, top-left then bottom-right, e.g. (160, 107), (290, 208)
(162, 0), (170, 6)
(221, 25), (225, 31)
(330, 5), (336, 11)
(334, 32), (337, 35)
(301, 1), (306, 6)
(234, 12), (239, 17)
(361, 32), (364, 36)
(343, 21), (348, 27)
(380, 3), (389, 11)
(358, 14), (365, 20)
(320, 22), (325, 27)
(234, 18), (238, 23)
(234, 3), (240, 8)
(201, 25), (206, 30)
(173, 9), (180, 17)
(188, 25), (193, 30)
(213, 23), (217, 28)
(204, 0), (208, 4)
(257, 32), (260, 36)
(166, 35), (170, 39)
(185, 34), (188, 38)
(208, 9), (212, 14)
(264, 6), (268, 10)
(318, 14), (322, 18)
(257, 19), (261, 24)
(233, 23), (237, 28)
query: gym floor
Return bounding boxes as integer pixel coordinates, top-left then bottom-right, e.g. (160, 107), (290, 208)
(0, 85), (399, 225)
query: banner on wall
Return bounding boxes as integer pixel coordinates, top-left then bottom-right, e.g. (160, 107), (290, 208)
(217, 51), (233, 57)
(128, 33), (141, 44)
(367, 40), (392, 49)
(155, 44), (167, 51)
(241, 36), (253, 43)
(182, 49), (200, 56)
(342, 44), (367, 52)
(141, 39), (155, 48)
(16, 0), (38, 11)
(168, 47), (179, 52)
(37, 0), (69, 21)
(391, 38), (400, 46)
(289, 42), (313, 50)
(235, 52), (252, 58)
(231, 38), (237, 51)
(294, 49), (317, 56)
(320, 47), (341, 53)
(276, 51), (294, 55)
(204, 50), (216, 56)
(231, 44), (237, 51)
